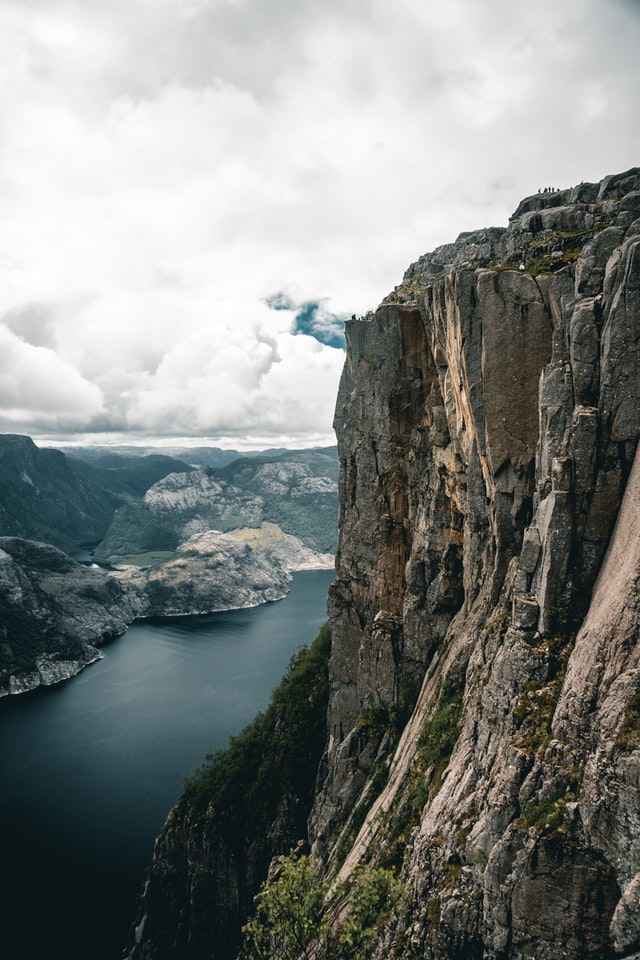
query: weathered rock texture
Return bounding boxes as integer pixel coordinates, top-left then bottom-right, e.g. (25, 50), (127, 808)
(0, 537), (135, 696)
(308, 167), (640, 959)
(125, 168), (640, 960)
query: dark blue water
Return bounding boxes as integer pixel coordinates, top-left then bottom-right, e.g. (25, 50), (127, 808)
(0, 570), (333, 960)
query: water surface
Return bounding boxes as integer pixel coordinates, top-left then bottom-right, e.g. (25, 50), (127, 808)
(0, 570), (333, 960)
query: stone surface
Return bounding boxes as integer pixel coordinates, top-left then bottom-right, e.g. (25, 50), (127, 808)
(308, 167), (640, 960)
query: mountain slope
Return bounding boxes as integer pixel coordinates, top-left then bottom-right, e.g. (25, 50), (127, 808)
(0, 434), (197, 553)
(95, 447), (339, 562)
(0, 537), (135, 696)
(0, 434), (117, 552)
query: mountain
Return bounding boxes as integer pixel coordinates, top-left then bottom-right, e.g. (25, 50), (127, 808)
(64, 450), (195, 499)
(95, 447), (339, 564)
(65, 444), (245, 470)
(0, 439), (334, 692)
(0, 434), (196, 553)
(0, 434), (117, 552)
(109, 530), (290, 618)
(0, 537), (135, 696)
(125, 168), (640, 960)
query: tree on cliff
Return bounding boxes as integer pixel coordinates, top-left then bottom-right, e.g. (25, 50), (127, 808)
(240, 852), (405, 960)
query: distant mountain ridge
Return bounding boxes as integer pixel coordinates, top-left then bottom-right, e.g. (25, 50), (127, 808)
(95, 447), (339, 562)
(0, 434), (195, 552)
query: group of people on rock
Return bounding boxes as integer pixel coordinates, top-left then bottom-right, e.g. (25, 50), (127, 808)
(538, 186), (559, 194)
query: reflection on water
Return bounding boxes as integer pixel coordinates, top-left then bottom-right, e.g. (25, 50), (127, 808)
(0, 570), (333, 960)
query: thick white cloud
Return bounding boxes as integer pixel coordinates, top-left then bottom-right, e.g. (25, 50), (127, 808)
(0, 0), (639, 445)
(0, 325), (104, 430)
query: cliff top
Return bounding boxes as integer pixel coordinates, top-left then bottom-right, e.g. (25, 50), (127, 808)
(383, 166), (640, 303)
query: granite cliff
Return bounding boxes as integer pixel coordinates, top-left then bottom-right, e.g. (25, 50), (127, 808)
(127, 168), (640, 960)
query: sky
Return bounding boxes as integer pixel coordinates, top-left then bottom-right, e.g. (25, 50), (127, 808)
(1, 0), (639, 450)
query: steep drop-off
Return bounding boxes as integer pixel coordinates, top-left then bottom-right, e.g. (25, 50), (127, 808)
(127, 168), (640, 960)
(311, 167), (640, 960)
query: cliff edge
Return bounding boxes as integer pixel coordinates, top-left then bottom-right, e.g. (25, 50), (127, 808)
(309, 167), (640, 959)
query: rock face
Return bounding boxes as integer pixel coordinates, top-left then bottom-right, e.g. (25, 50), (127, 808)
(0, 537), (135, 696)
(126, 168), (640, 960)
(307, 168), (640, 959)
(109, 530), (290, 618)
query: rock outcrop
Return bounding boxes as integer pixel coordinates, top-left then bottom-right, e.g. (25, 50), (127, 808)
(228, 522), (335, 572)
(125, 168), (640, 960)
(0, 537), (135, 696)
(109, 530), (291, 618)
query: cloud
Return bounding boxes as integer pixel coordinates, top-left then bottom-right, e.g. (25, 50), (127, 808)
(0, 0), (639, 445)
(124, 305), (344, 439)
(266, 293), (346, 349)
(0, 325), (104, 430)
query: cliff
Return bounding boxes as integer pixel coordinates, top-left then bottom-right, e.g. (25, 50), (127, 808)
(0, 537), (136, 696)
(309, 167), (640, 959)
(126, 167), (640, 960)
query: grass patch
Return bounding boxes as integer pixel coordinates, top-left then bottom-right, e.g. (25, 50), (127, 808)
(515, 791), (579, 841)
(512, 633), (575, 756)
(493, 223), (618, 277)
(616, 692), (640, 750)
(378, 677), (464, 869)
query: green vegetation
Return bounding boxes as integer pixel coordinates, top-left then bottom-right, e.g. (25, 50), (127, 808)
(512, 632), (575, 756)
(379, 677), (464, 870)
(616, 692), (640, 750)
(417, 678), (464, 793)
(107, 550), (175, 567)
(493, 224), (616, 277)
(334, 755), (392, 867)
(515, 789), (579, 842)
(182, 622), (331, 844)
(239, 852), (405, 960)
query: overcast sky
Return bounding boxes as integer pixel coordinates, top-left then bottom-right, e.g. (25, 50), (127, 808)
(1, 0), (639, 450)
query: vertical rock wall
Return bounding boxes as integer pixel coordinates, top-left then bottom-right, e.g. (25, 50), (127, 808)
(310, 168), (640, 959)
